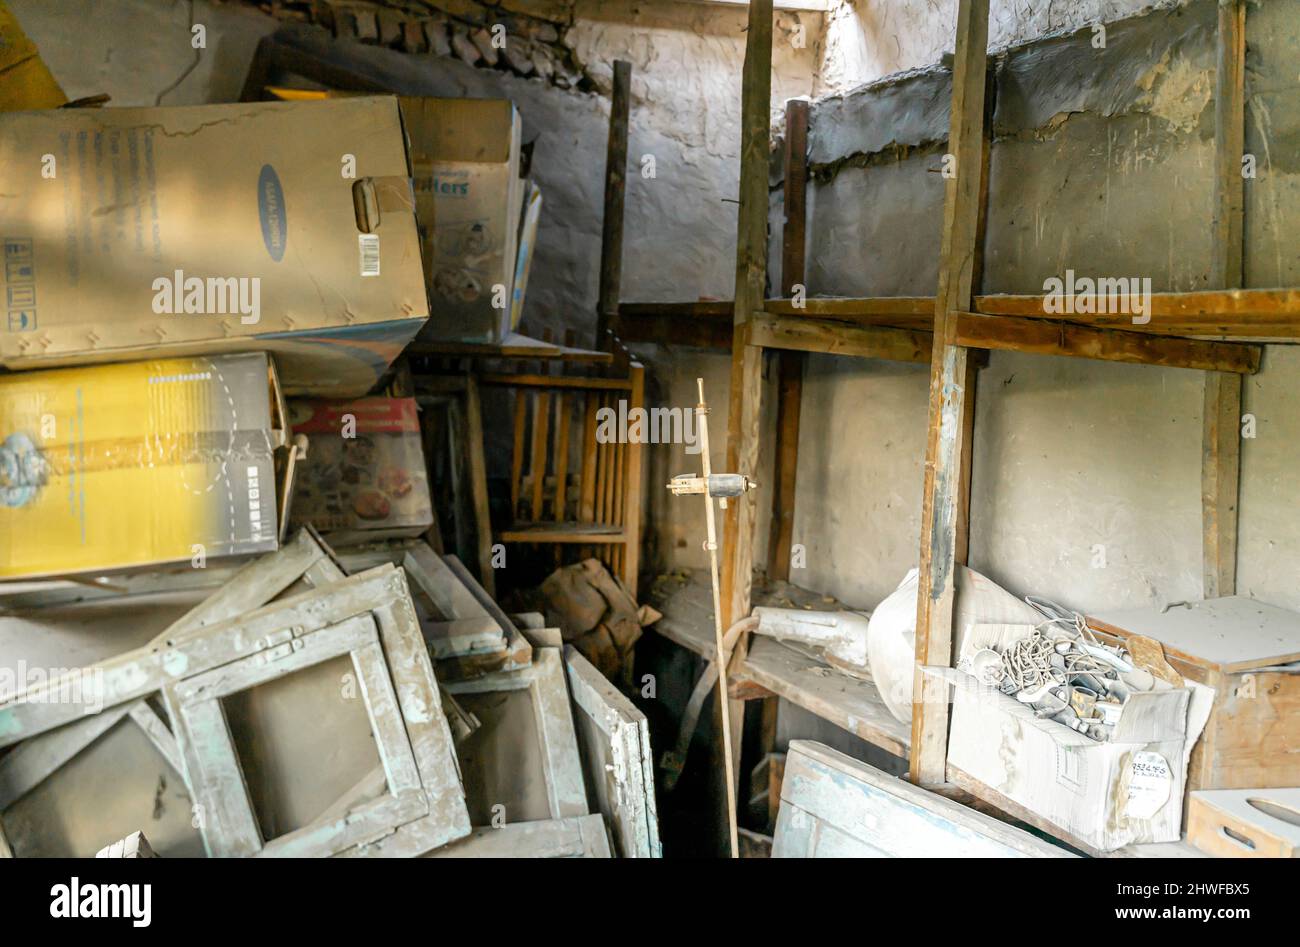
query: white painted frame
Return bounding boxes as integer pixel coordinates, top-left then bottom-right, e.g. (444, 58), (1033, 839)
(0, 699), (183, 857)
(429, 815), (612, 858)
(563, 646), (661, 858)
(445, 648), (587, 822)
(772, 741), (1074, 858)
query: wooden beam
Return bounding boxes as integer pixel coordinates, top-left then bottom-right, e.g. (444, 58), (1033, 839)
(750, 313), (931, 362)
(1203, 0), (1247, 598)
(952, 311), (1262, 374)
(611, 304), (733, 349)
(1211, 0), (1247, 291)
(974, 289), (1300, 336)
(719, 0), (773, 837)
(768, 98), (808, 585)
(622, 287), (1300, 343)
(910, 0), (990, 788)
(1203, 372), (1243, 596)
(596, 60), (633, 348)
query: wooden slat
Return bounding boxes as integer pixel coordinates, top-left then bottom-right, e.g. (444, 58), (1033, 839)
(911, 0), (990, 788)
(479, 373), (634, 391)
(578, 391), (600, 522)
(952, 311), (1262, 373)
(510, 389), (527, 517)
(750, 313), (931, 362)
(463, 374), (495, 596)
(596, 60), (633, 347)
(553, 391), (572, 523)
(768, 98), (809, 585)
(530, 390), (551, 521)
(622, 363), (646, 596)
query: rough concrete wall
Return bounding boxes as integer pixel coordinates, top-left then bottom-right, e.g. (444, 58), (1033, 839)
(818, 0), (1183, 95)
(9, 0), (278, 105)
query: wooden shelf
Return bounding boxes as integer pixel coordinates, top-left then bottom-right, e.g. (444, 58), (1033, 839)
(645, 571), (909, 760)
(735, 637), (910, 760)
(408, 331), (613, 363)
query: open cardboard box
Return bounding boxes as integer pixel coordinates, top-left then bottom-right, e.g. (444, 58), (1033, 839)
(925, 659), (1212, 851)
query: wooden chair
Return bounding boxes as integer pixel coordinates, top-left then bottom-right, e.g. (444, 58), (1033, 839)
(479, 340), (645, 598)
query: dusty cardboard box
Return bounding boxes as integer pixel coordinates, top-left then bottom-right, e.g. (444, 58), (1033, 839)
(929, 666), (1209, 851)
(0, 352), (284, 580)
(287, 396), (432, 545)
(0, 97), (427, 396)
(400, 97), (523, 344)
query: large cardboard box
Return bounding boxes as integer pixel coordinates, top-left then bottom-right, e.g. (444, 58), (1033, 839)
(400, 97), (523, 344)
(932, 666), (1211, 851)
(287, 396), (432, 546)
(0, 352), (285, 580)
(0, 97), (427, 396)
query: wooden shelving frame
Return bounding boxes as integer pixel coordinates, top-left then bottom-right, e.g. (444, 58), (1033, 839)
(615, 0), (1262, 855)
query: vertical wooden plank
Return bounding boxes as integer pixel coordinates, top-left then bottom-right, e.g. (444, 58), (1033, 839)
(768, 98), (809, 584)
(1203, 372), (1243, 597)
(530, 391), (551, 521)
(578, 391), (599, 521)
(596, 60), (633, 348)
(910, 0), (991, 787)
(719, 0), (773, 825)
(510, 390), (527, 519)
(720, 0), (773, 631)
(553, 392), (572, 523)
(1204, 0), (1247, 598)
(622, 363), (645, 596)
(464, 373), (496, 597)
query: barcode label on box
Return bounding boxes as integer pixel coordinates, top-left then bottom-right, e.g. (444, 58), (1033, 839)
(359, 234), (380, 277)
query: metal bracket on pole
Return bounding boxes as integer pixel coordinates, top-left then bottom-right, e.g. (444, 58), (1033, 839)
(663, 378), (757, 858)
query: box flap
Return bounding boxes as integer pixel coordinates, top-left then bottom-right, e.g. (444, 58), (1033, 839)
(1112, 687), (1190, 744)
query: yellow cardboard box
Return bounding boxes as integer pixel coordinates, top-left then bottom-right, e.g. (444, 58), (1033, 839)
(0, 352), (284, 580)
(0, 97), (428, 396)
(0, 2), (67, 111)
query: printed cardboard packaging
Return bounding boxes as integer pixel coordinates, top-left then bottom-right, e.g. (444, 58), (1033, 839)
(0, 352), (285, 580)
(0, 97), (428, 396)
(288, 396), (432, 545)
(400, 97), (523, 344)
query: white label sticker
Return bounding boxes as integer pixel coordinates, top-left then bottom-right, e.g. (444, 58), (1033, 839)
(359, 234), (380, 277)
(1126, 751), (1173, 819)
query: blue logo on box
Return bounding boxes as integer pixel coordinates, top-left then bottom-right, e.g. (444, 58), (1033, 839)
(258, 164), (287, 262)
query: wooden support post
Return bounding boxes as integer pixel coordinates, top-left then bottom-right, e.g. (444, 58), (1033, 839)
(1204, 0), (1247, 598)
(596, 60), (633, 349)
(768, 98), (809, 584)
(719, 0), (773, 825)
(910, 0), (991, 788)
(464, 373), (496, 596)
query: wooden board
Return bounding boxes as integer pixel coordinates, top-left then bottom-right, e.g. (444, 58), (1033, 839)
(772, 741), (1072, 858)
(563, 646), (661, 857)
(736, 638), (909, 760)
(1089, 597), (1300, 672)
(910, 0), (990, 787)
